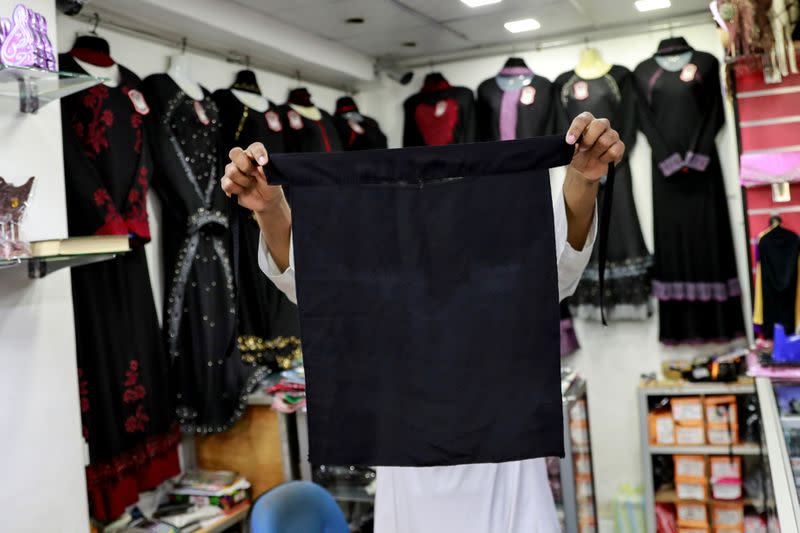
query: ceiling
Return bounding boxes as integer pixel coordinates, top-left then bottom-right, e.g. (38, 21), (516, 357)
(228, 0), (713, 60)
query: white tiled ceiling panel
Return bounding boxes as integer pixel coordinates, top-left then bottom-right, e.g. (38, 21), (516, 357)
(230, 0), (712, 59)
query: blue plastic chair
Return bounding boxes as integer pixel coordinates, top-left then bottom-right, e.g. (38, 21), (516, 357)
(249, 481), (349, 533)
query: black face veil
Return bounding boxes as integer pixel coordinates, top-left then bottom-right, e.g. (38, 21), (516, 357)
(232, 135), (614, 466)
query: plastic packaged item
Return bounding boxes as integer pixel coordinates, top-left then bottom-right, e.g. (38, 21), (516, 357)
(655, 502), (678, 533)
(614, 485), (645, 533)
(674, 456), (706, 480)
(570, 399), (588, 422)
(712, 501), (744, 530)
(677, 501), (708, 528)
(710, 457), (741, 480)
(650, 411), (676, 444)
(707, 423), (739, 445)
(676, 478), (708, 501)
(672, 397), (704, 423)
(676, 424), (705, 445)
(571, 421), (590, 447)
(0, 176), (34, 259)
(574, 453), (592, 476)
(705, 396), (738, 425)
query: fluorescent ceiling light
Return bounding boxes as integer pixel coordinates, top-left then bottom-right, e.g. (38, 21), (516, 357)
(504, 18), (541, 33)
(634, 0), (671, 12)
(461, 0), (502, 7)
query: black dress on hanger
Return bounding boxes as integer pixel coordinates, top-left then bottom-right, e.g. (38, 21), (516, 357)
(60, 51), (179, 522)
(213, 73), (302, 371)
(475, 58), (577, 355)
(142, 73), (266, 433)
(333, 96), (388, 151)
(555, 65), (653, 321)
(278, 87), (343, 153)
(754, 224), (800, 338)
(634, 37), (744, 344)
(476, 58), (566, 141)
(403, 72), (477, 147)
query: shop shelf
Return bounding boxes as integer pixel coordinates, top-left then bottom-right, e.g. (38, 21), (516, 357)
(0, 252), (122, 278)
(654, 488), (761, 506)
(649, 443), (762, 456)
(324, 484), (374, 503)
(639, 378), (756, 396)
(0, 64), (105, 113)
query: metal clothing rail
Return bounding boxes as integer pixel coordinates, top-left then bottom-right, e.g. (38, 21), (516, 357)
(387, 9), (711, 71)
(68, 11), (360, 93)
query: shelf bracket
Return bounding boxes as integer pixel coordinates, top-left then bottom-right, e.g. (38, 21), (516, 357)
(18, 77), (41, 114)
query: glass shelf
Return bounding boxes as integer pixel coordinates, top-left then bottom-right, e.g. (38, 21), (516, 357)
(0, 252), (121, 278)
(0, 64), (105, 113)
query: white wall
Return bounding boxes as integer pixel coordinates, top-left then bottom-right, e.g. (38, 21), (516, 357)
(358, 23), (751, 524)
(0, 2), (89, 532)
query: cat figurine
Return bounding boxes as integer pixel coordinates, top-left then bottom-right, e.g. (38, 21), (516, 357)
(0, 175), (35, 259)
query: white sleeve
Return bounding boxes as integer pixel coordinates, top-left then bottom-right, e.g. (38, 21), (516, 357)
(257, 234), (298, 304)
(550, 167), (598, 302)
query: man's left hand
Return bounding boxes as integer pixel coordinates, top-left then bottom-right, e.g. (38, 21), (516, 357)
(565, 112), (625, 181)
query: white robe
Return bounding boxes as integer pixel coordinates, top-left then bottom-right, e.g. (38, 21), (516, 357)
(258, 168), (596, 533)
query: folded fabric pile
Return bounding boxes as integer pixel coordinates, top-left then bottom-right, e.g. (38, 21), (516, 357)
(267, 367), (307, 414)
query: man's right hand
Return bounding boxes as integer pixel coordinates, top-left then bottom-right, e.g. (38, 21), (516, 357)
(221, 142), (284, 213)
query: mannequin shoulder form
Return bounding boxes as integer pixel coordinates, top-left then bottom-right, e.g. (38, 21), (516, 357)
(74, 57), (121, 87)
(231, 89), (269, 112)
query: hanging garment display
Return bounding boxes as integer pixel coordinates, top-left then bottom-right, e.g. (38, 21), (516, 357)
(403, 72), (477, 147)
(634, 37), (744, 344)
(278, 87), (343, 153)
(753, 222), (800, 338)
(213, 74), (302, 371)
(262, 136), (613, 466)
(60, 51), (179, 521)
(333, 96), (388, 151)
(555, 65), (653, 321)
(476, 58), (580, 351)
(142, 73), (266, 434)
(476, 58), (566, 141)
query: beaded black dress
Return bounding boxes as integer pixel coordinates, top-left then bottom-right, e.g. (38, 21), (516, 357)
(142, 74), (266, 433)
(213, 77), (303, 371)
(555, 65), (653, 321)
(60, 51), (179, 521)
(634, 38), (744, 344)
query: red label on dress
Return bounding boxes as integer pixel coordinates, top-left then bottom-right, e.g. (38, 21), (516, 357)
(127, 89), (150, 115)
(680, 63), (698, 82)
(348, 119), (365, 135)
(193, 101), (210, 125)
(573, 81), (589, 101)
(288, 110), (304, 130)
(415, 98), (458, 146)
(520, 86), (536, 105)
(265, 110), (283, 132)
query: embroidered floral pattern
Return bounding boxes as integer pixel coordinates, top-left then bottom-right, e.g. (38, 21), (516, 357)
(73, 85), (114, 158)
(126, 167), (150, 240)
(92, 186), (127, 236)
(131, 113), (143, 154)
(78, 368), (90, 440)
(122, 360), (149, 434)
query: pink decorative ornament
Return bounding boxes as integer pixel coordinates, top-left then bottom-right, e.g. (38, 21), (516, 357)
(0, 17), (11, 47)
(38, 13), (56, 71)
(0, 4), (37, 68)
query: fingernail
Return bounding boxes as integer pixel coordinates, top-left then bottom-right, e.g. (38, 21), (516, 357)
(257, 156), (268, 166)
(566, 133), (577, 145)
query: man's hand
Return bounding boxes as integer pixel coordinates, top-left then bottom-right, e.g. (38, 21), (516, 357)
(221, 142), (284, 213)
(565, 112), (625, 181)
(221, 142), (292, 272)
(562, 112), (624, 250)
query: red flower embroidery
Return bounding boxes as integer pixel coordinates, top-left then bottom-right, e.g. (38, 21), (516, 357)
(93, 188), (110, 206)
(121, 360), (149, 433)
(131, 113), (143, 154)
(78, 368), (90, 413)
(74, 85), (114, 158)
(124, 405), (150, 433)
(123, 385), (145, 404)
(126, 167), (151, 241)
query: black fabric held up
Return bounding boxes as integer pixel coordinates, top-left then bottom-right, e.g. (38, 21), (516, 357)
(230, 135), (612, 467)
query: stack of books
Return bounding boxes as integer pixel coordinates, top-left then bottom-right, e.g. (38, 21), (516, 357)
(168, 470), (251, 512)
